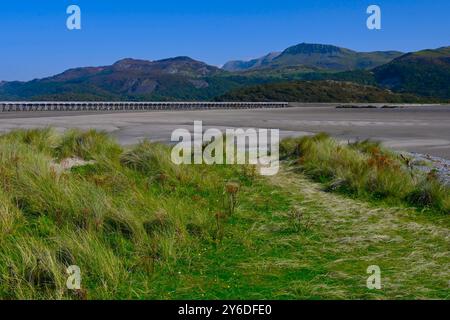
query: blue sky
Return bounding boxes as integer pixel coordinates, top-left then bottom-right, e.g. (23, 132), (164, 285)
(1, 0), (449, 81)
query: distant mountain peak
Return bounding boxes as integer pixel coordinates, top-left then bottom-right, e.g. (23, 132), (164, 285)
(112, 58), (154, 72)
(107, 56), (221, 77)
(222, 51), (281, 72)
(114, 58), (152, 65)
(159, 56), (197, 63)
(222, 42), (402, 72)
(269, 42), (402, 71)
(281, 43), (348, 55)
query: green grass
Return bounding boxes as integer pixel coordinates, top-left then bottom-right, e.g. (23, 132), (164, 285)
(0, 129), (448, 300)
(280, 134), (450, 214)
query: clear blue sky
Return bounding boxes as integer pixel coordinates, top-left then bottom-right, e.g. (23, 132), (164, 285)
(1, 0), (449, 81)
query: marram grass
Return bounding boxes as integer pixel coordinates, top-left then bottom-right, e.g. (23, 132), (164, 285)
(0, 129), (448, 300)
(280, 134), (450, 214)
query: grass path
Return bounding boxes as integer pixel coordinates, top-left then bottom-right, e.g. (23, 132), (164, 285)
(152, 166), (449, 299)
(267, 167), (449, 299)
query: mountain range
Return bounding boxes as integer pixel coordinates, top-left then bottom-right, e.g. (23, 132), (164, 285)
(223, 43), (403, 72)
(0, 43), (448, 102)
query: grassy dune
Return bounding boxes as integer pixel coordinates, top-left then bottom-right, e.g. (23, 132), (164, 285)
(0, 129), (448, 299)
(280, 134), (450, 214)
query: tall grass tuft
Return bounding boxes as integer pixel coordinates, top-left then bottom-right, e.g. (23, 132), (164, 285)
(280, 134), (449, 214)
(55, 129), (122, 161)
(0, 128), (230, 299)
(120, 140), (173, 176)
(0, 127), (59, 154)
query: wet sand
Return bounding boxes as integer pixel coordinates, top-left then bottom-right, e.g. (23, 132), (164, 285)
(0, 103), (449, 159)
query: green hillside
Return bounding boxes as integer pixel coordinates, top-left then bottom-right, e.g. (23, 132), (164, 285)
(216, 80), (431, 103)
(374, 47), (450, 99)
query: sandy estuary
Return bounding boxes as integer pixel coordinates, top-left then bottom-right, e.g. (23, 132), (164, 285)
(1, 103), (449, 157)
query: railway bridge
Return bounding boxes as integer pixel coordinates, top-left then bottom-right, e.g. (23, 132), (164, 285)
(0, 101), (289, 112)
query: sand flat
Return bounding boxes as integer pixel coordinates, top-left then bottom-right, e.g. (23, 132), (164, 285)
(0, 103), (449, 159)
